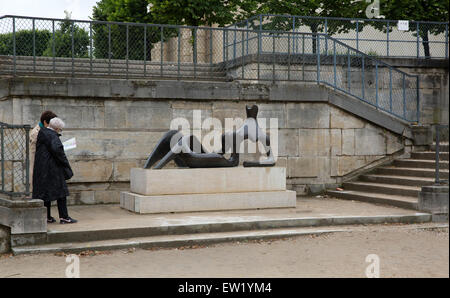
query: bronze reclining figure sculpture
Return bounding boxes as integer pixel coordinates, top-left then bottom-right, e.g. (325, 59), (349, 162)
(143, 105), (275, 169)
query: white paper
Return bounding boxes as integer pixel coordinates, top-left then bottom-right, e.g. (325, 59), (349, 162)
(63, 137), (77, 151)
(398, 20), (409, 31)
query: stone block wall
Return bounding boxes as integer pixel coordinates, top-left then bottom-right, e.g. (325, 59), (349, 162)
(1, 79), (407, 203)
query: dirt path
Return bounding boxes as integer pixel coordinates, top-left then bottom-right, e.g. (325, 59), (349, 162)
(0, 224), (448, 278)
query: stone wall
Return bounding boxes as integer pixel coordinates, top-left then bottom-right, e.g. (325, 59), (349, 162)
(0, 224), (10, 254)
(0, 77), (413, 204)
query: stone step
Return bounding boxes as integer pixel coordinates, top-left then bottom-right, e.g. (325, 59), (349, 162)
(393, 159), (449, 169)
(11, 227), (350, 255)
(342, 182), (421, 197)
(376, 166), (449, 179)
(411, 152), (449, 161)
(360, 174), (435, 187)
(430, 143), (449, 152)
(326, 190), (419, 210)
(12, 212), (432, 249)
(11, 214), (432, 255)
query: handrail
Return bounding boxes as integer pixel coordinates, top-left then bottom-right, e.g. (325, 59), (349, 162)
(0, 15), (420, 122)
(226, 14), (449, 59)
(433, 124), (449, 185)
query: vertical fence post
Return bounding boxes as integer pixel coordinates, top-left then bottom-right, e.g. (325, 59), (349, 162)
(143, 25), (146, 77)
(417, 22), (420, 58)
(126, 24), (129, 79)
(317, 35), (321, 83)
(435, 125), (440, 184)
(225, 30), (228, 72)
(356, 20), (359, 52)
(241, 30), (244, 79)
(287, 32), (291, 81)
(389, 68), (393, 112)
(71, 21), (74, 77)
(416, 76), (420, 123)
(222, 30), (225, 62)
(25, 125), (30, 195)
(272, 32), (275, 83)
(361, 54), (365, 99)
(333, 39), (337, 89)
(347, 48), (351, 92)
(194, 28), (197, 79)
(302, 34), (305, 80)
(445, 23), (448, 59)
(257, 29), (260, 80)
(52, 19), (55, 74)
(246, 20), (249, 56)
(89, 22), (93, 75)
(13, 16), (16, 75)
(108, 23), (111, 76)
(375, 61), (379, 109)
(233, 27), (236, 61)
(403, 74), (406, 119)
(325, 19), (328, 54)
(32, 19), (36, 73)
(210, 29), (213, 66)
(161, 26), (164, 77)
(387, 21), (390, 57)
(178, 27), (181, 79)
(259, 15), (262, 54)
(292, 16), (296, 53)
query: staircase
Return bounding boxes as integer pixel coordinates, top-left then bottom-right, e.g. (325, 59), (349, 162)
(328, 143), (449, 210)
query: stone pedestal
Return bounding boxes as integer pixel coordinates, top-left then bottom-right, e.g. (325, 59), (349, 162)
(418, 185), (449, 222)
(121, 167), (296, 214)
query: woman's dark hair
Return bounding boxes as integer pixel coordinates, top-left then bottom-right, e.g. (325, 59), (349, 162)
(40, 111), (57, 125)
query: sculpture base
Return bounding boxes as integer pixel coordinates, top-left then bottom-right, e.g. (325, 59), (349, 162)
(120, 190), (296, 214)
(121, 167), (296, 214)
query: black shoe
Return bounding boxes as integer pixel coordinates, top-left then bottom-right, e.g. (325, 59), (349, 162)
(60, 217), (78, 224)
(47, 217), (56, 223)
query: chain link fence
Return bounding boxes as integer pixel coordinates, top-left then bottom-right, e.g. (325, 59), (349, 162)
(228, 14), (449, 59)
(0, 122), (30, 197)
(0, 15), (419, 122)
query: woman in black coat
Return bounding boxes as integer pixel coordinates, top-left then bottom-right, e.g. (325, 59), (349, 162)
(32, 117), (77, 224)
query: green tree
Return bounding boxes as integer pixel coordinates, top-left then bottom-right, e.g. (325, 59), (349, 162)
(43, 15), (89, 58)
(0, 30), (51, 56)
(147, 0), (240, 27)
(92, 0), (159, 60)
(374, 0), (449, 58)
(254, 0), (369, 53)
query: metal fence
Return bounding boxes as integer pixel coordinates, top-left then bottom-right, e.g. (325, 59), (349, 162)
(433, 124), (449, 185)
(227, 14), (449, 59)
(0, 122), (30, 197)
(0, 15), (419, 122)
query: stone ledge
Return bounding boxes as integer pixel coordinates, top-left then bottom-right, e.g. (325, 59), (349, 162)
(418, 185), (449, 223)
(120, 190), (296, 214)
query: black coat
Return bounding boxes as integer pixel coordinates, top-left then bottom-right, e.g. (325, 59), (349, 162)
(32, 127), (73, 201)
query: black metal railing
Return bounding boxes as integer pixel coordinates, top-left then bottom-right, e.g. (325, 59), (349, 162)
(433, 124), (449, 185)
(227, 14), (449, 59)
(0, 15), (420, 122)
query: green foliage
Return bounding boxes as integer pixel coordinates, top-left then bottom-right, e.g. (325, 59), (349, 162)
(254, 0), (368, 33)
(0, 30), (51, 56)
(92, 0), (163, 60)
(43, 19), (89, 58)
(372, 0), (449, 57)
(148, 0), (240, 27)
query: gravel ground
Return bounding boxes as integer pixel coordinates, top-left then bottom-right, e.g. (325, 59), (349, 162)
(0, 224), (448, 278)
